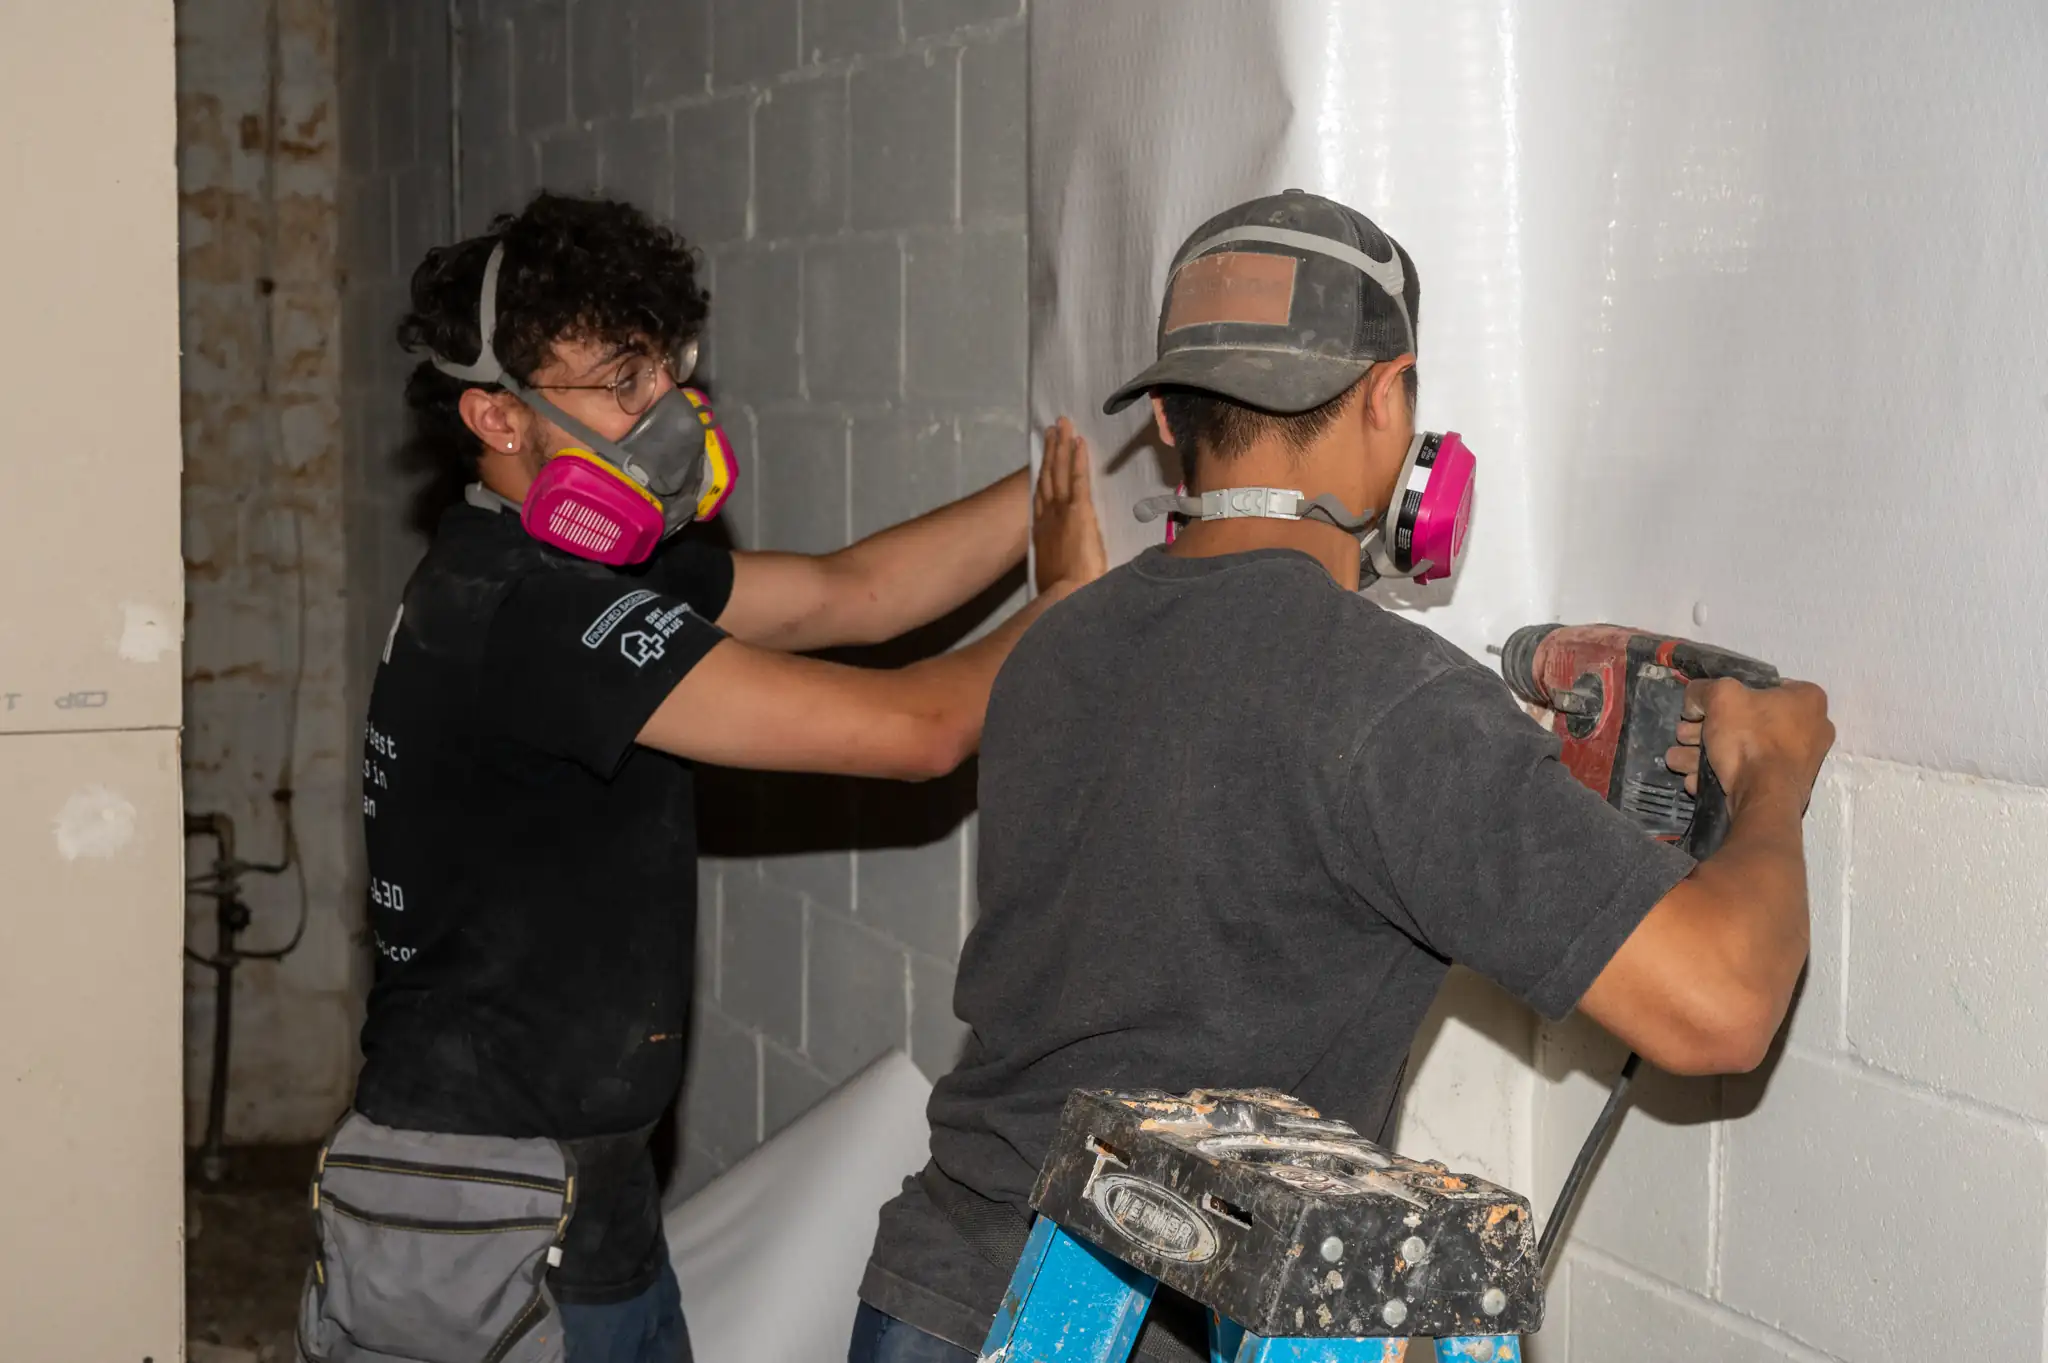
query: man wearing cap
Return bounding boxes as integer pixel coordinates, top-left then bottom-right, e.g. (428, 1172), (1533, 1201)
(849, 190), (1832, 1360)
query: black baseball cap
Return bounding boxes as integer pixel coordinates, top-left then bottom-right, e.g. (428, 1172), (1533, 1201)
(1103, 189), (1420, 416)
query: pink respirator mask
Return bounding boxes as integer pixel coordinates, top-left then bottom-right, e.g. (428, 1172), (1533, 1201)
(418, 242), (737, 566)
(1133, 429), (1475, 586)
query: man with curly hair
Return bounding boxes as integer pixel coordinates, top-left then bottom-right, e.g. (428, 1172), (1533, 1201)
(334, 192), (1106, 1363)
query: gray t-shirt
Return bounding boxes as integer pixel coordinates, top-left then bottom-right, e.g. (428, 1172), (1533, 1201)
(861, 546), (1694, 1349)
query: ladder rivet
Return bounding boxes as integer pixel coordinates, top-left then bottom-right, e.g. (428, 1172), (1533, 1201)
(1381, 1299), (1409, 1328)
(1319, 1236), (1344, 1263)
(1482, 1287), (1509, 1316)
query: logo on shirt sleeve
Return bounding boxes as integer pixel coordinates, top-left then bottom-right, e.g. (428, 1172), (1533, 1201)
(615, 601), (701, 668)
(619, 630), (666, 667)
(582, 590), (660, 648)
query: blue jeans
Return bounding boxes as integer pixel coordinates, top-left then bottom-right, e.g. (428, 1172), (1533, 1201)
(559, 1259), (692, 1363)
(847, 1301), (976, 1362)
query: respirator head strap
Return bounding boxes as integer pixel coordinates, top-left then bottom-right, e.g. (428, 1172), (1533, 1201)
(417, 241), (511, 385)
(1133, 486), (1379, 534)
(411, 239), (676, 494)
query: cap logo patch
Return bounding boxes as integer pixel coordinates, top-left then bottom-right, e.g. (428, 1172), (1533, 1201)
(1163, 251), (1297, 332)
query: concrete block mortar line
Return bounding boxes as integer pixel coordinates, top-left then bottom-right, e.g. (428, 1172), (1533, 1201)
(950, 44), (963, 226)
(849, 823), (861, 918)
(750, 225), (922, 253)
(794, 247), (808, 400)
(799, 894), (812, 1055)
(2042, 1211), (2048, 1363)
(897, 229), (910, 404)
(744, 86), (758, 241)
(956, 806), (972, 952)
(1706, 1107), (1724, 1301)
(753, 1028), (767, 1144)
(707, 861), (724, 1005)
(902, 944), (915, 1064)
(1563, 1245), (1848, 1363)
(1831, 763), (1858, 1052)
(666, 19), (1021, 115)
(1775, 1037), (2048, 1141)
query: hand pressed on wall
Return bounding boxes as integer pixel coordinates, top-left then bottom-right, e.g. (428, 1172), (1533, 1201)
(1033, 417), (1109, 594)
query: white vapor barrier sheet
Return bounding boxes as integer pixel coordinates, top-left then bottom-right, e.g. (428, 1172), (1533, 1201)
(1029, 0), (1553, 1199)
(1032, 0), (2048, 784)
(1030, 0), (1545, 666)
(666, 1051), (932, 1362)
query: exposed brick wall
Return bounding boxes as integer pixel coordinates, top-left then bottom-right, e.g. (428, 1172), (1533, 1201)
(177, 0), (358, 1142)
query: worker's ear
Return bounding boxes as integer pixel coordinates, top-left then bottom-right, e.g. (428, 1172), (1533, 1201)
(1150, 393), (1178, 447)
(460, 387), (526, 455)
(1362, 357), (1415, 431)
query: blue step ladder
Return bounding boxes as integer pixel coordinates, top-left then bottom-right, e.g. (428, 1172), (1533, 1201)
(981, 1216), (1520, 1363)
(977, 1088), (1540, 1363)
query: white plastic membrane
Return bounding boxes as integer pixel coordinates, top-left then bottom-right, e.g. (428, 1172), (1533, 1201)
(667, 5), (2048, 1349)
(665, 1051), (932, 1362)
(1030, 0), (1553, 1197)
(1031, 0), (1545, 666)
(1032, 0), (2048, 782)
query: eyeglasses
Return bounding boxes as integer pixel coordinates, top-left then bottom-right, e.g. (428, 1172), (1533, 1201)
(532, 351), (671, 418)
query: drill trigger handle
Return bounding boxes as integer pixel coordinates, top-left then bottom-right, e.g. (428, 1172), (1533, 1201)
(1679, 658), (1779, 860)
(1687, 755), (1734, 860)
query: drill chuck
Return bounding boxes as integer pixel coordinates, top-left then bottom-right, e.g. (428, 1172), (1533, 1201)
(1498, 622), (1563, 709)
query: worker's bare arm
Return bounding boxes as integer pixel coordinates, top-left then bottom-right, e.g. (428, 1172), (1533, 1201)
(636, 587), (1078, 780)
(638, 420), (1105, 779)
(1577, 678), (1834, 1074)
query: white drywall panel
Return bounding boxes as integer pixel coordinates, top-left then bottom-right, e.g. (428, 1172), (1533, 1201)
(0, 729), (185, 1360)
(0, 2), (184, 733)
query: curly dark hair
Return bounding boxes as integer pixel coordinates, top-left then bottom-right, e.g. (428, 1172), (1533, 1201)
(394, 192), (710, 528)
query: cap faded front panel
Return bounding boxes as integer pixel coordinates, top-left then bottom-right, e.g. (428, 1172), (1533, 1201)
(0, 3), (183, 734)
(1103, 189), (1416, 417)
(1163, 251), (1298, 331)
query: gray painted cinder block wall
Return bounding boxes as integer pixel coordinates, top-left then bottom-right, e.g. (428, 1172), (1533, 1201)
(440, 0), (1030, 1194)
(337, 0), (446, 925)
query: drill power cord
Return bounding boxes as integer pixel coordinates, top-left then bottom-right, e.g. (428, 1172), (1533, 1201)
(1536, 1050), (1641, 1274)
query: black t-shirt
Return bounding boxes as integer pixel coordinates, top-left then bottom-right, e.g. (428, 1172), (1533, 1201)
(354, 498), (732, 1302)
(860, 547), (1695, 1349)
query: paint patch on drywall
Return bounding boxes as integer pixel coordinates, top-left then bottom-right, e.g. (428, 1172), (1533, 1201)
(118, 601), (178, 662)
(54, 785), (138, 860)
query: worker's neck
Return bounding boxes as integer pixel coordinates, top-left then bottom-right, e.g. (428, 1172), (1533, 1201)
(1166, 443), (1368, 591)
(476, 453), (536, 505)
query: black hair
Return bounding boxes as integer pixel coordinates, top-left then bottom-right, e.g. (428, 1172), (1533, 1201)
(394, 192), (710, 528)
(1156, 368), (1418, 489)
